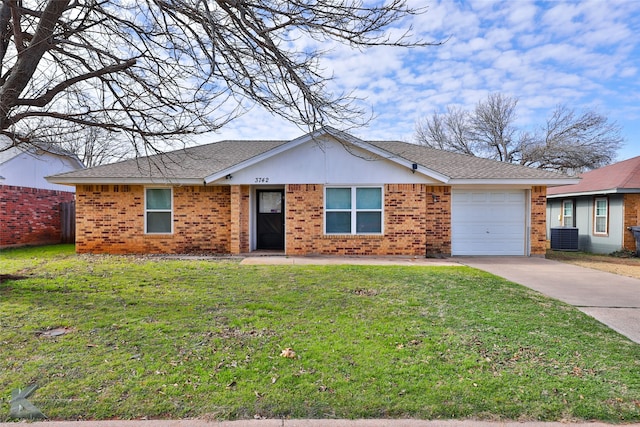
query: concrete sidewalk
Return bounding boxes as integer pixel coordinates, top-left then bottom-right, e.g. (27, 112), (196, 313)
(0, 420), (633, 427)
(240, 255), (457, 266)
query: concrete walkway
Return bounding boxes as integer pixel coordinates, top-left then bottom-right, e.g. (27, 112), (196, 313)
(240, 255), (458, 267)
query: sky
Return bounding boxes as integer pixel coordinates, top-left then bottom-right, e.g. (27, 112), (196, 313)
(208, 0), (640, 162)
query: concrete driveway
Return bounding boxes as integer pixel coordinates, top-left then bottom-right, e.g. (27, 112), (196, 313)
(456, 256), (640, 344)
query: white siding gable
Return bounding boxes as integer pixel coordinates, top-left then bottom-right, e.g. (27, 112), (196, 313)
(0, 151), (81, 191)
(212, 136), (442, 185)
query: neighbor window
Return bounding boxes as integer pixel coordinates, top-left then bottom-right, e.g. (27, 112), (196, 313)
(145, 188), (172, 233)
(594, 197), (608, 235)
(325, 187), (382, 234)
(562, 200), (574, 227)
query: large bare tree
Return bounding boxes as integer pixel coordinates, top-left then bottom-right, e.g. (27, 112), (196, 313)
(520, 105), (624, 173)
(415, 93), (624, 173)
(0, 0), (434, 156)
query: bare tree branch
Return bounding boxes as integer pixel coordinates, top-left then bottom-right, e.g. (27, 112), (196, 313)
(414, 93), (624, 172)
(0, 0), (439, 158)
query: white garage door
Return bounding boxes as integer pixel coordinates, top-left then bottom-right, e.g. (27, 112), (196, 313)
(451, 190), (527, 256)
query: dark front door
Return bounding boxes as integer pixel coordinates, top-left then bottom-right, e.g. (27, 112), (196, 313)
(256, 190), (285, 250)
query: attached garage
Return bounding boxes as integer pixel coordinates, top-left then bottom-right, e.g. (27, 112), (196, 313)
(451, 190), (527, 256)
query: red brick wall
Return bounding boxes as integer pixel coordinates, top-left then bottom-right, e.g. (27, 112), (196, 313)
(285, 184), (451, 256)
(76, 185), (231, 254)
(623, 193), (640, 251)
(530, 186), (547, 256)
(0, 185), (75, 248)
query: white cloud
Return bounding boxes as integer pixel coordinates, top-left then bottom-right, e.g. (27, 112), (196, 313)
(206, 0), (640, 160)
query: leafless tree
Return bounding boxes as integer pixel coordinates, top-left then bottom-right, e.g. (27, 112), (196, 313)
(468, 93), (524, 163)
(60, 127), (130, 167)
(15, 116), (131, 166)
(415, 106), (476, 155)
(0, 0), (437, 156)
(521, 105), (623, 173)
(415, 93), (623, 172)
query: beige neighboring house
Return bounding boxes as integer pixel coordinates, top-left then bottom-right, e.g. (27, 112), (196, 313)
(48, 127), (577, 256)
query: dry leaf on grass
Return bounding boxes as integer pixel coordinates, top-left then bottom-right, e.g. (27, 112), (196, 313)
(280, 348), (296, 358)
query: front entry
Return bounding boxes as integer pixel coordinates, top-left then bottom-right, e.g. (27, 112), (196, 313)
(256, 190), (285, 250)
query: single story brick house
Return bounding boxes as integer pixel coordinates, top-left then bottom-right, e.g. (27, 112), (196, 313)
(48, 127), (577, 256)
(547, 156), (640, 254)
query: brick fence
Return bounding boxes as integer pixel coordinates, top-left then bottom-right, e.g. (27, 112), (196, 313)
(0, 185), (75, 248)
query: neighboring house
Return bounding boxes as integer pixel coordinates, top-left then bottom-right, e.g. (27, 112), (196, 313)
(48, 127), (576, 257)
(0, 140), (84, 248)
(547, 156), (640, 254)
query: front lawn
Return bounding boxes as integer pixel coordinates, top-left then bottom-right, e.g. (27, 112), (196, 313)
(1, 245), (639, 422)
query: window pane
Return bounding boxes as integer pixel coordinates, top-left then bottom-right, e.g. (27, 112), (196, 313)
(356, 188), (382, 209)
(596, 217), (607, 233)
(564, 217), (574, 228)
(326, 188), (351, 209)
(259, 192), (282, 213)
(147, 189), (171, 209)
(596, 200), (607, 215)
(147, 212), (171, 233)
(356, 212), (381, 233)
(326, 212), (351, 233)
(563, 202), (573, 217)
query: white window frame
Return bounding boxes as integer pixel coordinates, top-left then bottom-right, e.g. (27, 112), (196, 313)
(324, 186), (384, 235)
(562, 200), (574, 227)
(145, 187), (173, 234)
(594, 197), (608, 235)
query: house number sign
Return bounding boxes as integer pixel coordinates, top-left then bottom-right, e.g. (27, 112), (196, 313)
(255, 177), (270, 183)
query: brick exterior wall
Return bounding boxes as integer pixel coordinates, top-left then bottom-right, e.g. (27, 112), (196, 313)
(425, 185), (451, 256)
(230, 185), (250, 254)
(0, 185), (75, 248)
(285, 184), (451, 256)
(74, 183), (544, 256)
(623, 193), (640, 252)
(530, 186), (547, 256)
(75, 185), (231, 254)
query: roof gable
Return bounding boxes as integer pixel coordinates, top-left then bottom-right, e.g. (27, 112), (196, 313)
(0, 138), (83, 168)
(204, 127), (451, 184)
(547, 156), (640, 197)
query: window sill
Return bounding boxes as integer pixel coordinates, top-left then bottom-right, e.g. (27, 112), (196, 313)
(322, 234), (384, 239)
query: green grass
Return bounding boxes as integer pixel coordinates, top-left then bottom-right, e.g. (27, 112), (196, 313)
(1, 245), (639, 422)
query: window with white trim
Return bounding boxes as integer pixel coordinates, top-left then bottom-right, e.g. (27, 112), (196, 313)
(594, 197), (608, 235)
(562, 200), (574, 227)
(145, 188), (173, 233)
(325, 187), (383, 234)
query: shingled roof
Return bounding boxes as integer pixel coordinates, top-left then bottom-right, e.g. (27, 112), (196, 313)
(547, 156), (640, 197)
(48, 127), (575, 185)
